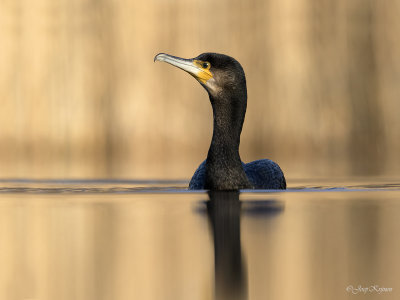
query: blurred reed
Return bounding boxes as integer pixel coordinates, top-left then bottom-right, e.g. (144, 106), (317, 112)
(0, 0), (399, 179)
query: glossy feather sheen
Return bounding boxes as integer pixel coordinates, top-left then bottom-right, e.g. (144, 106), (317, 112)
(189, 160), (286, 190)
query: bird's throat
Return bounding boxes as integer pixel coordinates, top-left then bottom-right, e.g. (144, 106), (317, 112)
(205, 95), (252, 190)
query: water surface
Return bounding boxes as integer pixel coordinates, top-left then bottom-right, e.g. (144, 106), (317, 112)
(0, 179), (399, 300)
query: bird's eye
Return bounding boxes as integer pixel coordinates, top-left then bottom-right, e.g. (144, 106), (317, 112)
(202, 62), (210, 69)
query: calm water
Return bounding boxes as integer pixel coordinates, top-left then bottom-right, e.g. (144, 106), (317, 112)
(0, 179), (399, 300)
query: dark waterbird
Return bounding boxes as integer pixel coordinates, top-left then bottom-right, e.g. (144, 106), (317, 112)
(154, 52), (286, 190)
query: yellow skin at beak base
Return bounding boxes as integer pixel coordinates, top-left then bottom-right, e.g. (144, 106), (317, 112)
(192, 60), (213, 84)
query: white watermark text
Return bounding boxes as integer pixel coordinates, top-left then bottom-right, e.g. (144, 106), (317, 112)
(346, 285), (392, 295)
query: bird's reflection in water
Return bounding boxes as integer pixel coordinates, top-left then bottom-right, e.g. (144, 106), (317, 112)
(207, 191), (247, 300)
(206, 191), (284, 300)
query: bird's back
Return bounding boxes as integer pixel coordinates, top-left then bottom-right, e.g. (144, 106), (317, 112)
(188, 160), (207, 190)
(243, 159), (286, 189)
(189, 159), (286, 190)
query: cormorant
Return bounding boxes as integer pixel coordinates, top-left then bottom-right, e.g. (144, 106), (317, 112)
(154, 52), (286, 190)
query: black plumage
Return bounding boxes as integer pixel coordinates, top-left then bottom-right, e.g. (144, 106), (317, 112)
(189, 159), (286, 190)
(155, 52), (286, 190)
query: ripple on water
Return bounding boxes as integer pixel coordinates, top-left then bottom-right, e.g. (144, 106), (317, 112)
(0, 178), (399, 194)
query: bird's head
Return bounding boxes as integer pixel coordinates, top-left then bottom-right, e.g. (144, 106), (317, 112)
(154, 52), (247, 101)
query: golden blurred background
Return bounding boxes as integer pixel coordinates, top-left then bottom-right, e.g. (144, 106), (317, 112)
(1, 0), (399, 180)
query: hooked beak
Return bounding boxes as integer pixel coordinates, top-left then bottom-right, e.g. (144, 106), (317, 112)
(154, 53), (213, 84)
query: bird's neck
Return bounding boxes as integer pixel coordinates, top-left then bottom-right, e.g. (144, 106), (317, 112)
(209, 111), (241, 161)
(205, 93), (252, 190)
